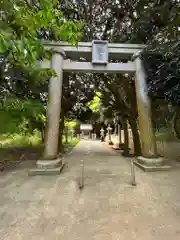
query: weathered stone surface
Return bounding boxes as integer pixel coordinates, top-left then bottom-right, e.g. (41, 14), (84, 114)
(36, 158), (63, 169)
(137, 156), (164, 166)
(0, 140), (180, 239)
(134, 160), (172, 172)
(44, 50), (64, 159)
(28, 163), (65, 176)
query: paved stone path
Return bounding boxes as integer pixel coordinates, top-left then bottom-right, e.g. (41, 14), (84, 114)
(1, 140), (180, 239)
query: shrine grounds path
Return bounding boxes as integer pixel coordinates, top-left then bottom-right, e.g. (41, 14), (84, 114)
(1, 140), (180, 239)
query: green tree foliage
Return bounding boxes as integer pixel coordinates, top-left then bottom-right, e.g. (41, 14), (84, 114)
(0, 0), (83, 104)
(0, 0), (82, 68)
(0, 98), (45, 137)
(64, 120), (77, 129)
(142, 41), (180, 104)
(0, 0), (84, 148)
(87, 92), (101, 113)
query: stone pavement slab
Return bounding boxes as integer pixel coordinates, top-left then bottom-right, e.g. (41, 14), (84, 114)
(0, 140), (180, 239)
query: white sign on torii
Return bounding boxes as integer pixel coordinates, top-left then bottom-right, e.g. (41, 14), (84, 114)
(92, 40), (108, 65)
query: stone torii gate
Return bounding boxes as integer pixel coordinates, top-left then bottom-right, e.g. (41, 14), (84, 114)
(36, 40), (164, 172)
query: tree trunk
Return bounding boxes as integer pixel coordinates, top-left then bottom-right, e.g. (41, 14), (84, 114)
(58, 112), (65, 152)
(118, 124), (122, 148)
(128, 118), (142, 156)
(41, 128), (45, 143)
(172, 106), (180, 139)
(122, 117), (129, 156)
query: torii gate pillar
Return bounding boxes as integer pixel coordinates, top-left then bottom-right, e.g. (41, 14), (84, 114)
(133, 53), (164, 167)
(44, 50), (65, 160)
(35, 50), (66, 170)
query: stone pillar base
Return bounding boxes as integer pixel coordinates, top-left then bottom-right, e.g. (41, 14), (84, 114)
(134, 156), (171, 172)
(113, 142), (126, 149)
(108, 140), (113, 145)
(113, 142), (121, 149)
(37, 159), (63, 169)
(137, 156), (164, 166)
(28, 159), (65, 176)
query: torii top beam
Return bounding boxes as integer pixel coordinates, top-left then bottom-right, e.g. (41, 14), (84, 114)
(43, 41), (146, 61)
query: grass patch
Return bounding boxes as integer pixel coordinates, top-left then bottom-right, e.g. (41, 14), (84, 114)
(63, 138), (79, 148)
(0, 132), (42, 149)
(155, 129), (180, 142)
(0, 134), (79, 171)
(0, 132), (79, 150)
